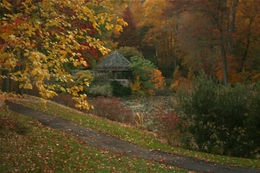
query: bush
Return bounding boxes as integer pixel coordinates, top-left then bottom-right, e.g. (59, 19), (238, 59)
(175, 73), (260, 158)
(86, 96), (134, 124)
(110, 81), (131, 97)
(117, 46), (144, 61)
(51, 93), (76, 108)
(149, 108), (180, 146)
(86, 74), (113, 97)
(130, 56), (164, 95)
(88, 83), (112, 97)
(50, 94), (134, 125)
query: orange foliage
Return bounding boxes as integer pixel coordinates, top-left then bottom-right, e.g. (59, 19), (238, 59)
(149, 69), (165, 90)
(215, 54), (242, 84)
(170, 66), (191, 90)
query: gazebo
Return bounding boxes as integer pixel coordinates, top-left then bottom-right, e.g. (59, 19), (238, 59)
(94, 51), (132, 87)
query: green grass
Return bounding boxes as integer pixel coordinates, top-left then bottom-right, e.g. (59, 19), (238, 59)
(12, 95), (260, 169)
(0, 104), (185, 172)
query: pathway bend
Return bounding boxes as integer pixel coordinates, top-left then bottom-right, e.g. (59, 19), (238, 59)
(6, 101), (260, 173)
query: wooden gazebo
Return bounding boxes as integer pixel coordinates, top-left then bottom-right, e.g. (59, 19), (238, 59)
(94, 51), (132, 86)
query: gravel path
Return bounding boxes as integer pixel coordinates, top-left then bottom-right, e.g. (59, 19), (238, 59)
(6, 101), (260, 173)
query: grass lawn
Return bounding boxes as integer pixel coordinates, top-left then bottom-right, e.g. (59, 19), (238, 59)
(0, 104), (186, 172)
(3, 94), (260, 170)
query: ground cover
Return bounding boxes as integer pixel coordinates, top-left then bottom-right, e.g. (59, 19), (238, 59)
(14, 94), (260, 169)
(0, 103), (185, 172)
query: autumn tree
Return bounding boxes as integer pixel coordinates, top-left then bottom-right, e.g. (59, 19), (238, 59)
(117, 46), (144, 61)
(175, 0), (238, 85)
(164, 0), (260, 85)
(234, 0), (260, 82)
(0, 0), (127, 109)
(130, 55), (165, 96)
(135, 0), (181, 77)
(115, 7), (140, 48)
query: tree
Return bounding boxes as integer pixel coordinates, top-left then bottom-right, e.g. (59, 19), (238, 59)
(116, 7), (140, 48)
(130, 55), (164, 95)
(0, 0), (127, 109)
(166, 0), (260, 85)
(180, 0), (238, 85)
(234, 0), (260, 82)
(137, 0), (180, 77)
(117, 46), (144, 61)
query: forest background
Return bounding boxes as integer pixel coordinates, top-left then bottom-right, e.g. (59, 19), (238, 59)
(118, 0), (260, 86)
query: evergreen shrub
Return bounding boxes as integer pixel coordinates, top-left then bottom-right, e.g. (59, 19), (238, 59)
(175, 72), (260, 158)
(111, 81), (132, 97)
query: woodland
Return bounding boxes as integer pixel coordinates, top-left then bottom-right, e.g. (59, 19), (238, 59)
(1, 0), (260, 98)
(0, 0), (260, 159)
(121, 0), (260, 86)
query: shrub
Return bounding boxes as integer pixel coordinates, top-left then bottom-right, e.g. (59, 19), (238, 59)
(175, 73), (260, 158)
(149, 108), (180, 146)
(50, 94), (134, 125)
(130, 56), (164, 95)
(51, 93), (76, 108)
(86, 74), (113, 97)
(110, 81), (131, 97)
(88, 83), (112, 97)
(86, 96), (134, 124)
(117, 46), (144, 61)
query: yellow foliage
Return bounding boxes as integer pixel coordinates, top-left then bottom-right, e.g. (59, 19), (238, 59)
(130, 76), (142, 92)
(72, 94), (93, 110)
(149, 69), (165, 90)
(0, 0), (126, 110)
(135, 112), (145, 128)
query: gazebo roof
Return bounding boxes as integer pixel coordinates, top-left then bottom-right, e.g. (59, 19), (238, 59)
(96, 51), (131, 71)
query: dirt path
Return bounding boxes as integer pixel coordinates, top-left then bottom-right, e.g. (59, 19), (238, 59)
(6, 101), (260, 173)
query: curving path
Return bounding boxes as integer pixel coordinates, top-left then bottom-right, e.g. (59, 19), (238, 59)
(6, 101), (260, 173)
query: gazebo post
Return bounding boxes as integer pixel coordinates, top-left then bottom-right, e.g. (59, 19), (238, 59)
(113, 71), (117, 80)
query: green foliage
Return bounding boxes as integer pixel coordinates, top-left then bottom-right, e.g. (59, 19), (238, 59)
(117, 46), (144, 60)
(88, 83), (112, 97)
(130, 55), (156, 95)
(86, 75), (113, 97)
(110, 81), (132, 97)
(175, 73), (260, 158)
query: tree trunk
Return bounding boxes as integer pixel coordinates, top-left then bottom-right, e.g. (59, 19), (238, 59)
(228, 0), (238, 53)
